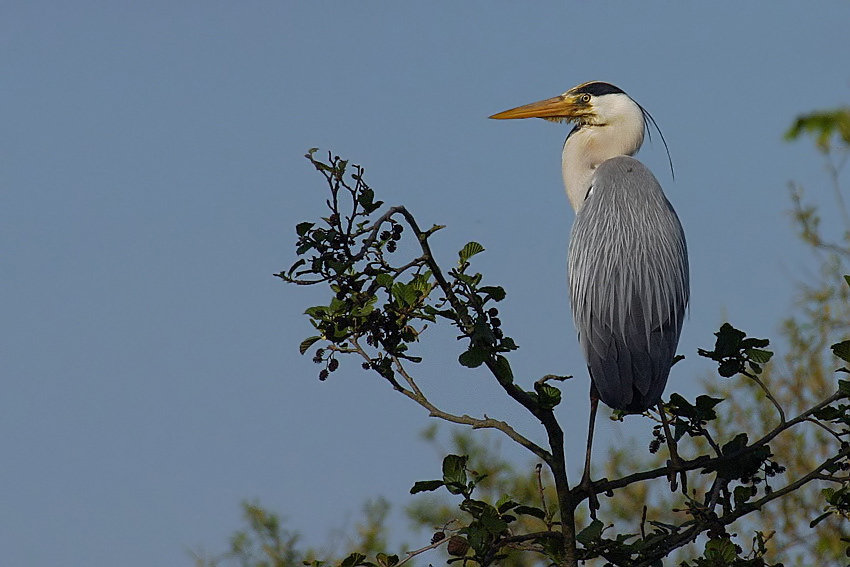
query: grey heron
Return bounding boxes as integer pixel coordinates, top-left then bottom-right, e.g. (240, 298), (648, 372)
(490, 81), (689, 492)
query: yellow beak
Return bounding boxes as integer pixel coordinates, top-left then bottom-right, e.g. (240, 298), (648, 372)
(489, 95), (580, 121)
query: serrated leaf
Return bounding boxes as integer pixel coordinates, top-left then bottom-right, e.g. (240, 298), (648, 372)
(705, 539), (736, 562)
(299, 336), (322, 355)
(478, 506), (508, 535)
(534, 382), (561, 410)
(458, 241), (485, 264)
(832, 341), (850, 363)
(392, 282), (418, 306)
(746, 348), (774, 364)
(442, 454), (468, 488)
(410, 480), (444, 494)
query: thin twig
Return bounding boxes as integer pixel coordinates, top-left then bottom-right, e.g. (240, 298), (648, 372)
(744, 371), (787, 424)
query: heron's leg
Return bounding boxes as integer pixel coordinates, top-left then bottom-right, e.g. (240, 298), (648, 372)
(657, 402), (687, 494)
(579, 383), (600, 516)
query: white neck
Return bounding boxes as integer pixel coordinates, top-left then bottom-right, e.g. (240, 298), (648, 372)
(561, 94), (645, 211)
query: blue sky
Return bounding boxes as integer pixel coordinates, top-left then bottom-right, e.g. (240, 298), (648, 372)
(2, 2), (849, 565)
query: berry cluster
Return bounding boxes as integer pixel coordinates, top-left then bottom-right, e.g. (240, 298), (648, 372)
(380, 222), (404, 253)
(649, 424), (666, 454)
(312, 348), (340, 381)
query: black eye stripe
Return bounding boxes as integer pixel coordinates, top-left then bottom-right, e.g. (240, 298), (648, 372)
(573, 82), (626, 97)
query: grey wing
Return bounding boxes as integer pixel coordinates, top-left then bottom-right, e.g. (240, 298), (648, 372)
(568, 156), (689, 412)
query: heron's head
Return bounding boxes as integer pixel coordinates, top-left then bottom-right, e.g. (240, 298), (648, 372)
(490, 81), (672, 177)
(490, 81), (642, 128)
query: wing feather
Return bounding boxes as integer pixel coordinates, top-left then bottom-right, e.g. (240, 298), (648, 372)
(568, 156), (689, 411)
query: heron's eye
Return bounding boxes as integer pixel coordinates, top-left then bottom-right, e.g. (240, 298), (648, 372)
(579, 93), (591, 103)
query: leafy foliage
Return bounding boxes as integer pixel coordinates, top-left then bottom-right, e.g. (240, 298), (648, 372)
(266, 149), (850, 567)
(276, 150), (517, 388)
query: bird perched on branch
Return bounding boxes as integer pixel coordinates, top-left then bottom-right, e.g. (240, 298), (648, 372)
(491, 81), (689, 490)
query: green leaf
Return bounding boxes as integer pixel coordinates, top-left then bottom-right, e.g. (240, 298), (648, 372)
(746, 348), (774, 364)
(392, 282), (418, 306)
(459, 347), (488, 368)
(410, 480), (444, 494)
(375, 273), (394, 289)
(844, 275), (850, 288)
(809, 511), (832, 528)
(458, 241), (485, 264)
(357, 187), (375, 207)
(832, 341), (850, 363)
(296, 221), (315, 236)
(576, 519), (603, 545)
(304, 305), (329, 319)
(478, 505), (508, 535)
(718, 359), (741, 378)
(668, 393), (697, 418)
(813, 406), (840, 420)
(695, 395), (724, 411)
(299, 336), (322, 355)
(785, 108), (850, 151)
(340, 553), (369, 567)
(534, 382), (562, 410)
(411, 271), (433, 293)
(442, 454), (468, 489)
(733, 485), (756, 507)
(839, 380), (850, 396)
(715, 323), (745, 355)
(514, 505), (546, 520)
(376, 554), (398, 567)
(496, 496), (518, 513)
(704, 539), (736, 562)
(479, 286), (506, 302)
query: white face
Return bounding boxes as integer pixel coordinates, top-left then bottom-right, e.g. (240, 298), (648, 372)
(588, 93), (644, 130)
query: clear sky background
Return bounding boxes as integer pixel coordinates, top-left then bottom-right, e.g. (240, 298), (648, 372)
(3, 2), (849, 566)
